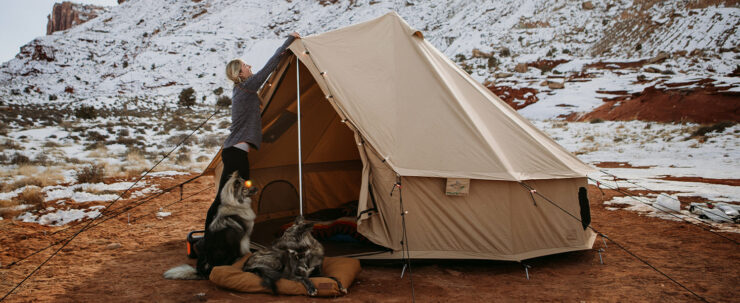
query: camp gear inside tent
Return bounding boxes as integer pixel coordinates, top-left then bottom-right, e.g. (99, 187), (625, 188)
(203, 12), (597, 261)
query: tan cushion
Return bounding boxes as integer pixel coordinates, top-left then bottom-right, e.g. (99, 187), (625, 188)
(209, 253), (361, 297)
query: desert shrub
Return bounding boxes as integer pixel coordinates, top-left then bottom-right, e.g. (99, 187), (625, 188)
(196, 155), (209, 162)
(75, 105), (97, 120)
(499, 48), (510, 57)
(86, 130), (108, 142)
(178, 87), (196, 108)
(64, 157), (82, 164)
(117, 128), (130, 137)
(201, 135), (221, 148)
(167, 133), (195, 146)
(164, 116), (189, 132)
(113, 136), (143, 147)
(6, 177), (43, 192)
(216, 95), (232, 108)
(589, 118), (604, 124)
(76, 164), (105, 183)
(17, 187), (44, 209)
(691, 121), (736, 137)
(10, 153), (31, 165)
(33, 153), (51, 165)
(487, 57), (498, 69)
(175, 151), (191, 165)
(1, 139), (22, 151)
(49, 94), (58, 101)
(84, 141), (106, 151)
(213, 87), (224, 96)
(218, 120), (230, 128)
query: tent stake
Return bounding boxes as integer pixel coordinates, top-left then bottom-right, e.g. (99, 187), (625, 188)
(523, 264), (531, 280)
(296, 56), (304, 216)
(598, 248), (605, 265)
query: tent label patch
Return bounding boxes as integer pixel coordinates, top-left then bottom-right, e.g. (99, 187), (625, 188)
(446, 178), (470, 196)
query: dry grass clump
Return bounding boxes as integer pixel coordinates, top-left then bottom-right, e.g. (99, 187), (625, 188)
(86, 130), (109, 142)
(17, 187), (44, 208)
(1, 186), (46, 219)
(76, 164), (106, 184)
(0, 200), (21, 219)
(43, 141), (62, 148)
(175, 147), (191, 165)
(167, 133), (196, 146)
(10, 152), (31, 165)
(0, 139), (22, 151)
(3, 177), (42, 192)
(87, 145), (109, 158)
(175, 152), (191, 165)
(164, 116), (190, 132)
(201, 135), (222, 148)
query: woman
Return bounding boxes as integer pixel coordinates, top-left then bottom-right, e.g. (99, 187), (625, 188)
(205, 32), (300, 238)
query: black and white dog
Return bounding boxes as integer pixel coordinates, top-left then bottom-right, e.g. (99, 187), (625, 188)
(163, 172), (256, 279)
(242, 216), (325, 296)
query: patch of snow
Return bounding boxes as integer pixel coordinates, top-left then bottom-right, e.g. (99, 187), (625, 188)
(19, 207), (103, 226)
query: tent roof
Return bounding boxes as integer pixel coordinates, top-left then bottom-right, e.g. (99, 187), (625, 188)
(286, 12), (594, 181)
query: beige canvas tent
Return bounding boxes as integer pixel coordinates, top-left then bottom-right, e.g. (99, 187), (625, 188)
(203, 12), (596, 261)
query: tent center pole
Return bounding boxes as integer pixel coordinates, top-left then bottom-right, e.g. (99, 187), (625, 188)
(296, 56), (304, 216)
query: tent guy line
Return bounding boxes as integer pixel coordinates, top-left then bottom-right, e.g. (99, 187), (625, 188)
(587, 176), (739, 245)
(597, 170), (737, 223)
(1, 109), (219, 301)
(518, 182), (710, 303)
(2, 181), (211, 270)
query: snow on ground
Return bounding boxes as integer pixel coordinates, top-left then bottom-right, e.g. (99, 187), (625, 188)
(0, 0), (737, 228)
(17, 205), (105, 226)
(534, 120), (740, 231)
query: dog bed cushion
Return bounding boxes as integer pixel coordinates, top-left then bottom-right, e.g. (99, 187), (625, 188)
(209, 253), (361, 297)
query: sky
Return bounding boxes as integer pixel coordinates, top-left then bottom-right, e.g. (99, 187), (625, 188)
(0, 0), (118, 63)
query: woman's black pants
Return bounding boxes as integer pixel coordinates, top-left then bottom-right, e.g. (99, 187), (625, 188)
(204, 147), (250, 230)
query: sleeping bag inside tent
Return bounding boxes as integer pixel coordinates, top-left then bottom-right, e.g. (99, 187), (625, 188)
(202, 12), (596, 261)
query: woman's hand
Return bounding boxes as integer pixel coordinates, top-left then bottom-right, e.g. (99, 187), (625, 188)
(289, 32), (301, 39)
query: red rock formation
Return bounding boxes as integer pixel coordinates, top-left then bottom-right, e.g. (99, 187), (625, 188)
(46, 2), (107, 35)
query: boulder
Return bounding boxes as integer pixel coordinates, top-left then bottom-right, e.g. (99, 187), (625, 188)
(106, 243), (122, 250)
(582, 1), (595, 10)
(548, 81), (565, 89)
(647, 51), (670, 64)
(472, 48), (492, 58)
(515, 63), (528, 73)
(644, 67), (661, 73)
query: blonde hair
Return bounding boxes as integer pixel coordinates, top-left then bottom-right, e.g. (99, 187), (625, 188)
(226, 59), (244, 84)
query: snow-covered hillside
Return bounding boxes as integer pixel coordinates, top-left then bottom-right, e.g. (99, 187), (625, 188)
(0, 0), (738, 110)
(0, 0), (738, 228)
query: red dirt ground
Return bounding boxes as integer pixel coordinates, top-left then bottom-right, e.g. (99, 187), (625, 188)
(567, 82), (740, 123)
(1, 174), (739, 302)
(486, 85), (539, 110)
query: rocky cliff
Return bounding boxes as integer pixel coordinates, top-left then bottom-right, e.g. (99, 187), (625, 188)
(46, 1), (107, 35)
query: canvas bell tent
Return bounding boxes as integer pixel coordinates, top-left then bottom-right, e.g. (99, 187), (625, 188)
(203, 12), (597, 261)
